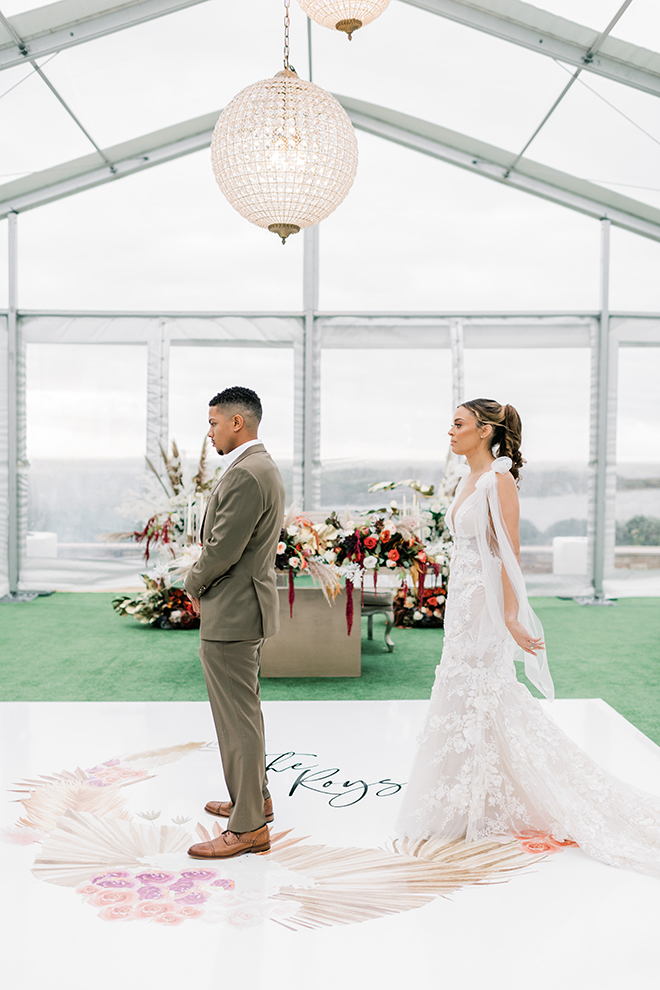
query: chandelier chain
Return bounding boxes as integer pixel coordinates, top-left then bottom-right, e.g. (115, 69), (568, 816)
(283, 0), (290, 70)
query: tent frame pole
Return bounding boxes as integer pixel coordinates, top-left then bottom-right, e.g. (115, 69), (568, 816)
(302, 226), (320, 510)
(7, 212), (18, 593)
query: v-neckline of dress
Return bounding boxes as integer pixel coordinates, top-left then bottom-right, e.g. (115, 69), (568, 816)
(450, 463), (496, 530)
(450, 487), (477, 531)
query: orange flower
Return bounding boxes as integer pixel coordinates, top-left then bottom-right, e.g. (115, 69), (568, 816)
(417, 551), (427, 563)
(515, 831), (577, 854)
(380, 529), (391, 543)
(387, 549), (400, 561)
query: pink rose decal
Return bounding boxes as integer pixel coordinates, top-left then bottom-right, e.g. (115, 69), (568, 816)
(98, 903), (135, 922)
(154, 910), (185, 926)
(90, 888), (138, 908)
(134, 901), (169, 919)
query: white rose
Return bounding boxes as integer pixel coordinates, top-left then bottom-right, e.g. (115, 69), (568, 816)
(413, 610), (423, 621)
(422, 526), (432, 538)
(430, 503), (442, 513)
(386, 559), (396, 568)
(363, 555), (377, 569)
(323, 549), (336, 563)
(390, 500), (398, 509)
(288, 557), (300, 568)
(277, 541), (287, 554)
(286, 525), (299, 537)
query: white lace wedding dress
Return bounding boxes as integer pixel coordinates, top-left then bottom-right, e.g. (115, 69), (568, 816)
(396, 457), (660, 877)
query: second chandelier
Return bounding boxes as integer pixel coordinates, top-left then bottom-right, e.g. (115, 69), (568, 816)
(297, 1), (390, 40)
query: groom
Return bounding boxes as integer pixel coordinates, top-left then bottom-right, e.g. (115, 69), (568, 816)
(185, 386), (285, 859)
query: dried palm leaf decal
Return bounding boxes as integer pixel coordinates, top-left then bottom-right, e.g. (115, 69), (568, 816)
(267, 830), (541, 930)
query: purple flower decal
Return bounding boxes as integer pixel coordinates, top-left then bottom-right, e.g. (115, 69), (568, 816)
(135, 872), (174, 885)
(177, 891), (209, 904)
(212, 878), (235, 890)
(168, 879), (195, 893)
(102, 759), (120, 767)
(85, 779), (112, 787)
(91, 871), (130, 884)
(181, 869), (217, 880)
(138, 885), (165, 901)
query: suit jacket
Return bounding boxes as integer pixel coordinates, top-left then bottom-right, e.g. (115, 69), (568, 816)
(184, 443), (285, 641)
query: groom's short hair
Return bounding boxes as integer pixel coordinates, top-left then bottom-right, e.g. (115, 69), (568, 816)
(209, 386), (263, 427)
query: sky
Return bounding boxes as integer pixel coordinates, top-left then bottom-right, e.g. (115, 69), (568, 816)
(3, 0), (660, 468)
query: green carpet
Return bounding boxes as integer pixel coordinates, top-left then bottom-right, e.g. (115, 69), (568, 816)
(1, 593), (659, 743)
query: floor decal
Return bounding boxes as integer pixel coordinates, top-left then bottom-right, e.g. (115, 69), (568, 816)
(3, 741), (545, 930)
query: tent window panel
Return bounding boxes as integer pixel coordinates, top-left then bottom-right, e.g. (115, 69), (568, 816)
(616, 348), (660, 546)
(320, 348), (452, 509)
(168, 346), (295, 501)
(463, 347), (591, 553)
(25, 343), (148, 546)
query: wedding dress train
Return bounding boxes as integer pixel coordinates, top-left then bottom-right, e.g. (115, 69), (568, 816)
(396, 457), (660, 877)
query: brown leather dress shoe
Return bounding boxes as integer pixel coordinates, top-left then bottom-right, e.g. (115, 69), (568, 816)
(205, 796), (274, 823)
(188, 825), (270, 859)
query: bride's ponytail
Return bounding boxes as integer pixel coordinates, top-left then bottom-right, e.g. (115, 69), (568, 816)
(461, 398), (526, 484)
(500, 404), (525, 483)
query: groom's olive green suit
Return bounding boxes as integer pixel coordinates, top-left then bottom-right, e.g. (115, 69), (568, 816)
(185, 443), (285, 832)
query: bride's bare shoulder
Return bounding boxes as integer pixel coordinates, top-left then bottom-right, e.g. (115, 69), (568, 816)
(496, 470), (518, 503)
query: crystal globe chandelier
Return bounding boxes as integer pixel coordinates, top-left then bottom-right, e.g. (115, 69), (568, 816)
(210, 1), (358, 244)
(297, 0), (390, 40)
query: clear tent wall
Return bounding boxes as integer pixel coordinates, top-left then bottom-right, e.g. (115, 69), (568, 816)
(0, 0), (659, 599)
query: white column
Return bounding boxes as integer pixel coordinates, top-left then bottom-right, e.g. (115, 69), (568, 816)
(590, 218), (617, 598)
(146, 323), (169, 465)
(7, 212), (18, 593)
(302, 225), (320, 509)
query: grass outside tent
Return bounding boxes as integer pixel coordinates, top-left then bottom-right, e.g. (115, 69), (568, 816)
(1, 593), (659, 744)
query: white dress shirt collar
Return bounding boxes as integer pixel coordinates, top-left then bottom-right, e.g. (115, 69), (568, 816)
(220, 437), (263, 471)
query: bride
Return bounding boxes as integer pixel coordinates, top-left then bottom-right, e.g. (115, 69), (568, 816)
(396, 397), (660, 877)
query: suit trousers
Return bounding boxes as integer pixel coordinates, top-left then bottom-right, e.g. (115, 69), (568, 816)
(199, 638), (271, 833)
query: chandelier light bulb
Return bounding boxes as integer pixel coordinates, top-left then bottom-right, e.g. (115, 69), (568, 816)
(211, 69), (358, 243)
(297, 0), (390, 39)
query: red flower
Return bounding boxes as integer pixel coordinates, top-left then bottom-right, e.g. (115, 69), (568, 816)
(387, 549), (400, 562)
(427, 596), (438, 607)
(417, 551), (427, 563)
(364, 536), (378, 550)
(380, 529), (391, 543)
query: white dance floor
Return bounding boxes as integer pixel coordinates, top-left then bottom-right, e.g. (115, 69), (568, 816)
(2, 698), (659, 990)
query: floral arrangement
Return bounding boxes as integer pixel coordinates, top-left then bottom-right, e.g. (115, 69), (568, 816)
(112, 570), (200, 629)
(76, 866), (235, 925)
(273, 505), (448, 635)
(393, 585), (447, 628)
(111, 455), (461, 634)
(110, 438), (221, 561)
(110, 439), (218, 628)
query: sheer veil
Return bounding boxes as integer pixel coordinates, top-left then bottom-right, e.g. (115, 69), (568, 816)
(473, 456), (554, 701)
